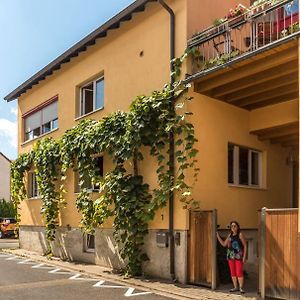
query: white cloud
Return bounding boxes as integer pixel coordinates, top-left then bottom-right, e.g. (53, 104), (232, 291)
(10, 107), (18, 117)
(0, 118), (17, 148)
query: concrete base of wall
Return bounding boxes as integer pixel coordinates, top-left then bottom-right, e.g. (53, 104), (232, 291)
(19, 226), (188, 282)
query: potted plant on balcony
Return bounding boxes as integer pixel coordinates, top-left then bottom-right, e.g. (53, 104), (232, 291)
(227, 4), (247, 26)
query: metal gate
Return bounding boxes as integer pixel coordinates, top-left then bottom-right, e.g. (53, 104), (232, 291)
(259, 208), (300, 299)
(188, 210), (217, 289)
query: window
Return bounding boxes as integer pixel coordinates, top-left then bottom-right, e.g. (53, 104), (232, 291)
(84, 234), (95, 252)
(80, 77), (104, 116)
(228, 143), (262, 187)
(24, 100), (58, 142)
(74, 156), (104, 193)
(28, 172), (39, 198)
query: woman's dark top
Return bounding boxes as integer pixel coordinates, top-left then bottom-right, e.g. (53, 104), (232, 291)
(227, 234), (244, 260)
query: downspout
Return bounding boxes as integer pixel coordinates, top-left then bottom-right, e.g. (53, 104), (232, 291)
(157, 0), (176, 281)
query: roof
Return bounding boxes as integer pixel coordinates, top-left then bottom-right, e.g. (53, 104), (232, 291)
(0, 152), (11, 163)
(4, 0), (153, 102)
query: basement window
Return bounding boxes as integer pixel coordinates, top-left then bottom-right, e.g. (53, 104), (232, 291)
(84, 234), (95, 253)
(80, 77), (104, 117)
(228, 143), (262, 187)
(24, 100), (58, 142)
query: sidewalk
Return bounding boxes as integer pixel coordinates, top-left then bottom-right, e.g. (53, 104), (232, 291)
(3, 248), (258, 300)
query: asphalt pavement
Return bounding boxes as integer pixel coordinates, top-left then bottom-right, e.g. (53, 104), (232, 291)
(0, 252), (171, 300)
(0, 238), (19, 250)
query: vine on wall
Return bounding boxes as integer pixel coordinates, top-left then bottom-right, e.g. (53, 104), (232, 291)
(11, 53), (199, 276)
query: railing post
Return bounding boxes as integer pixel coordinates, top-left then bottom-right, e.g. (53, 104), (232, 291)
(259, 207), (266, 300)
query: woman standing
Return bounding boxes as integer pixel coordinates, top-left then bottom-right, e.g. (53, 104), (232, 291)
(216, 221), (247, 294)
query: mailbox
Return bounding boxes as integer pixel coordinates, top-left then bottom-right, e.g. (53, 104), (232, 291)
(156, 231), (169, 247)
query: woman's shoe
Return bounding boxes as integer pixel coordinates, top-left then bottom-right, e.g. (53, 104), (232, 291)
(239, 288), (245, 294)
(229, 287), (239, 292)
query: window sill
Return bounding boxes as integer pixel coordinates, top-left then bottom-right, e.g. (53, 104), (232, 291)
(21, 128), (59, 147)
(228, 184), (267, 191)
(74, 189), (100, 195)
(84, 249), (95, 253)
(26, 196), (41, 200)
(75, 107), (104, 121)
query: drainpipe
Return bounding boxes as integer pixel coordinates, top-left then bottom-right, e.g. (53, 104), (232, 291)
(157, 0), (176, 281)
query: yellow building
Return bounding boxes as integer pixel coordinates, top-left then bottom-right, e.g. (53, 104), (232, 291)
(5, 0), (300, 297)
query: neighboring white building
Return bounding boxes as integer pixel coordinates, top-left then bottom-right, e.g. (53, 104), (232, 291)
(0, 153), (11, 202)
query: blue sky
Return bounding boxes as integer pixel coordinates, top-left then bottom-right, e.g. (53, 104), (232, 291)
(0, 0), (133, 160)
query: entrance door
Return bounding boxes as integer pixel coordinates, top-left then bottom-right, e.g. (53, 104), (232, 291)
(188, 210), (217, 289)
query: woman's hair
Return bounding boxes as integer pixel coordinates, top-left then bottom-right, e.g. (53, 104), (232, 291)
(229, 220), (241, 236)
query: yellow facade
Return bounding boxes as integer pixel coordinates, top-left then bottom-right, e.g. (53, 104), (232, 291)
(15, 0), (298, 234)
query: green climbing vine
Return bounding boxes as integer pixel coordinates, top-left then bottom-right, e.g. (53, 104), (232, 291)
(11, 49), (199, 276)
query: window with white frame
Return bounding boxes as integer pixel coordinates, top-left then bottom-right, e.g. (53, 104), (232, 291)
(228, 143), (262, 187)
(24, 100), (58, 142)
(80, 77), (104, 116)
(28, 172), (39, 198)
(74, 156), (104, 193)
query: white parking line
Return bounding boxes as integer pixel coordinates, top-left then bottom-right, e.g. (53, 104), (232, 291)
(124, 288), (152, 297)
(68, 274), (101, 282)
(48, 268), (74, 275)
(1, 254), (153, 298)
(18, 259), (36, 265)
(0, 254), (10, 258)
(32, 263), (55, 270)
(5, 256), (20, 260)
(92, 279), (152, 297)
(93, 281), (126, 288)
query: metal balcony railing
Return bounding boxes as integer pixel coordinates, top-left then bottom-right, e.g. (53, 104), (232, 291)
(187, 0), (299, 77)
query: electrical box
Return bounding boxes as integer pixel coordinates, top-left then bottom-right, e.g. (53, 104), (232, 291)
(156, 231), (169, 248)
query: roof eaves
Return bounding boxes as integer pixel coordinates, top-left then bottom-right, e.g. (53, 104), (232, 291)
(4, 0), (152, 102)
(0, 152), (11, 163)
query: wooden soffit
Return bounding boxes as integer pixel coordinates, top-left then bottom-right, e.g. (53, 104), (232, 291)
(250, 121), (299, 148)
(194, 39), (299, 110)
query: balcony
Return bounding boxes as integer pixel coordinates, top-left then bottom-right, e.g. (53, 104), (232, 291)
(186, 0), (300, 110)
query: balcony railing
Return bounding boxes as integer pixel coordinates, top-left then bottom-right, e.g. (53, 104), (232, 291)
(187, 0), (299, 78)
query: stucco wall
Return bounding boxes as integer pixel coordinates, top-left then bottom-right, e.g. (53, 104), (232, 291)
(0, 154), (11, 201)
(186, 91), (293, 230)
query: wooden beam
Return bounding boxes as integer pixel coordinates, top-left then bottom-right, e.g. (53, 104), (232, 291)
(195, 46), (298, 93)
(237, 83), (298, 107)
(271, 134), (299, 144)
(281, 140), (299, 147)
(211, 60), (298, 98)
(255, 128), (299, 141)
(224, 72), (298, 103)
(245, 91), (299, 110)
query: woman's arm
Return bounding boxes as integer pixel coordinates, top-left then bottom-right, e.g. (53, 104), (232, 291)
(239, 232), (247, 263)
(216, 232), (229, 247)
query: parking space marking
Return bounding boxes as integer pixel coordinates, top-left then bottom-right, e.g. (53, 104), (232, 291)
(5, 255), (21, 260)
(17, 259), (36, 265)
(32, 263), (55, 270)
(48, 268), (75, 275)
(124, 288), (152, 297)
(0, 253), (153, 298)
(92, 279), (152, 297)
(93, 281), (126, 288)
(0, 254), (10, 258)
(69, 274), (101, 281)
